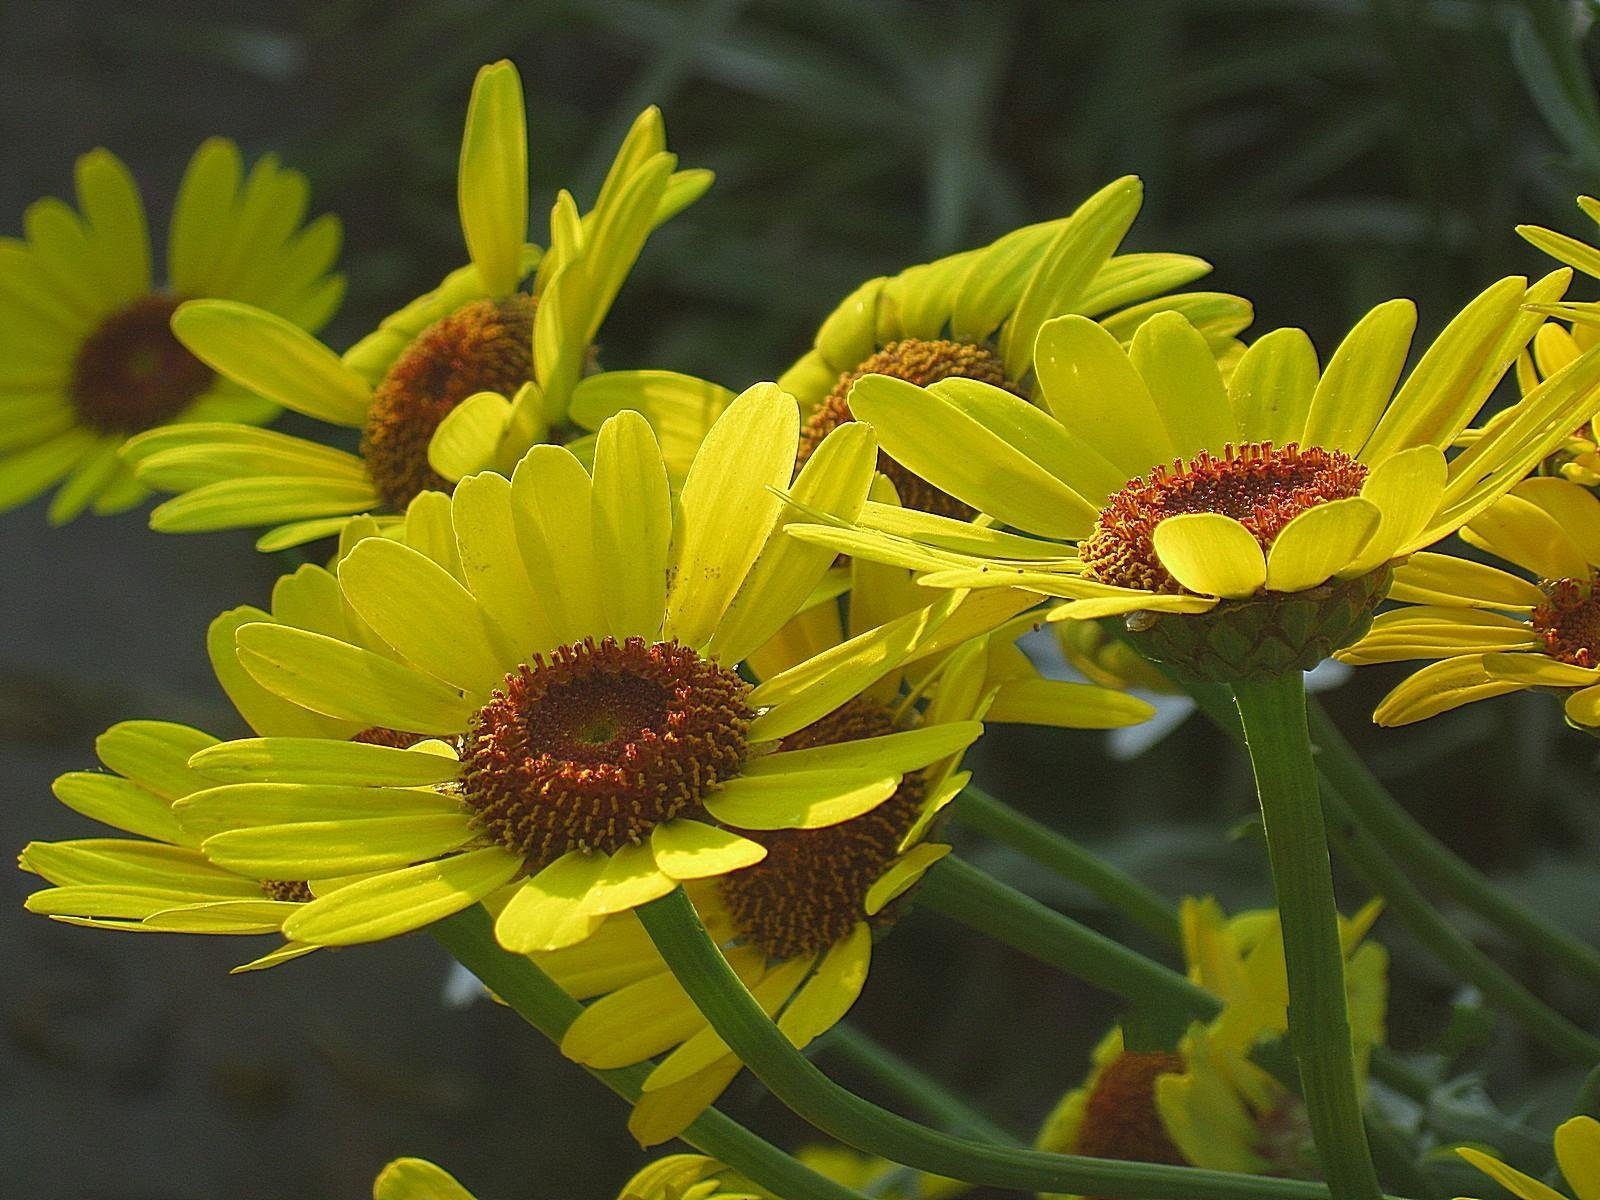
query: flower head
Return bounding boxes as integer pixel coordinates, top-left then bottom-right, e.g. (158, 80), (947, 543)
(123, 60), (713, 551)
(1456, 1116), (1600, 1200)
(0, 140), (341, 523)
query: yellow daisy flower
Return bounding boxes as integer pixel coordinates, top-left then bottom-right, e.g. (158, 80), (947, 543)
(173, 386), (1016, 960)
(0, 138), (342, 523)
(1456, 1116), (1600, 1200)
(787, 272), (1600, 680)
(1338, 474), (1600, 728)
(1511, 322), (1600, 486)
(373, 1153), (763, 1200)
(1035, 897), (1387, 1189)
(546, 535), (1148, 1146)
(17, 720), (324, 972)
(123, 59), (712, 551)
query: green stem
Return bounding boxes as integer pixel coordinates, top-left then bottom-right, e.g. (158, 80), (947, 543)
(1307, 701), (1600, 991)
(822, 1024), (1021, 1145)
(1232, 673), (1382, 1200)
(638, 888), (1400, 1199)
(1320, 781), (1600, 1066)
(915, 854), (1217, 1043)
(950, 785), (1182, 947)
(429, 907), (866, 1200)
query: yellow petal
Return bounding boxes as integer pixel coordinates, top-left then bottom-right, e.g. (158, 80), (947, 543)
(777, 924), (872, 1047)
(427, 390), (512, 482)
(1387, 551), (1545, 610)
(567, 370), (734, 483)
(1341, 609), (1538, 664)
(200, 814), (472, 877)
(94, 720), (218, 802)
(703, 771), (899, 831)
(590, 410), (671, 641)
(282, 848), (520, 945)
(1263, 497), (1380, 593)
(1462, 494), (1592, 582)
(1226, 327), (1317, 448)
(1372, 658), (1521, 726)
(1347, 445), (1448, 571)
(1300, 299), (1416, 455)
(1152, 513), (1266, 598)
(864, 842), (952, 915)
(374, 1157), (477, 1200)
(815, 276), (885, 371)
(649, 820), (766, 881)
(1126, 309), (1237, 458)
(745, 722), (983, 777)
(1564, 683), (1600, 728)
(458, 61), (528, 297)
(1511, 476), (1600, 567)
(508, 444), (602, 649)
(1035, 313), (1179, 475)
(1482, 653), (1600, 688)
(984, 678), (1156, 729)
(583, 842), (677, 917)
(494, 852), (609, 953)
(1455, 1147), (1571, 1200)
(1553, 1115), (1600, 1200)
(450, 471), (558, 659)
(188, 737), (459, 787)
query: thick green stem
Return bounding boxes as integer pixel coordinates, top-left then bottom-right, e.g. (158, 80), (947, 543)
(823, 1024), (1021, 1145)
(638, 888), (1397, 1200)
(429, 907), (866, 1200)
(1232, 674), (1382, 1200)
(949, 785), (1182, 947)
(1307, 701), (1600, 991)
(915, 854), (1216, 1044)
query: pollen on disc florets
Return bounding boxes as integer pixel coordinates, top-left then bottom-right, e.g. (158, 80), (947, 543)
(361, 293), (537, 511)
(69, 294), (214, 433)
(458, 637), (752, 869)
(1070, 1050), (1189, 1180)
(1081, 442), (1369, 594)
(717, 700), (925, 960)
(797, 338), (1016, 521)
(259, 879), (313, 903)
(1532, 573), (1600, 667)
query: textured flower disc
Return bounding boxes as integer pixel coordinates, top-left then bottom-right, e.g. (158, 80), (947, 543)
(1532, 573), (1600, 667)
(797, 338), (1013, 520)
(351, 726), (433, 749)
(361, 293), (537, 509)
(259, 879), (314, 903)
(1082, 441), (1369, 594)
(1072, 1050), (1189, 1173)
(70, 295), (214, 433)
(458, 637), (752, 868)
(717, 700), (925, 960)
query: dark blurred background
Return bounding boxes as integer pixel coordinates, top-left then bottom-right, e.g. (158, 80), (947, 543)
(5, 2), (1600, 1197)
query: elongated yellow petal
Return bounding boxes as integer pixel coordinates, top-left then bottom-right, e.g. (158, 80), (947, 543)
(1300, 299), (1416, 455)
(591, 410), (672, 641)
(568, 370), (734, 482)
(704, 770), (899, 831)
(560, 968), (708, 1067)
(207, 607), (359, 739)
(494, 852), (610, 952)
(746, 722), (983, 777)
(1386, 551), (1545, 610)
(201, 814), (473, 877)
(1483, 652), (1600, 687)
(1462, 493), (1592, 582)
(148, 475), (378, 533)
(450, 471), (557, 660)
(508, 444), (602, 649)
(1226, 327), (1317, 448)
(458, 61), (528, 297)
(650, 820), (766, 880)
(629, 1058), (742, 1147)
(1152, 513), (1265, 598)
(1264, 497), (1380, 593)
(94, 721), (218, 802)
(374, 1158), (477, 1200)
(1456, 1147), (1571, 1200)
(188, 737), (458, 787)
(428, 390), (511, 482)
(1035, 313), (1179, 474)
(865, 843), (951, 915)
(284, 848), (520, 945)
(645, 958), (813, 1089)
(1340, 608), (1538, 664)
(1126, 312), (1240, 458)
(1511, 476), (1600, 567)
(1567, 683), (1600, 728)
(74, 148), (151, 301)
(985, 678), (1155, 729)
(1372, 657), (1521, 726)
(1345, 445), (1447, 572)
(582, 842), (677, 917)
(777, 925), (872, 1047)
(175, 782), (464, 837)
(51, 773), (189, 846)
(1554, 1115), (1600, 1199)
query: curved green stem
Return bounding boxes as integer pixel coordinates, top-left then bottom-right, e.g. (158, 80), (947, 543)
(1307, 701), (1600, 991)
(949, 785), (1182, 947)
(638, 888), (1406, 1199)
(429, 907), (866, 1200)
(915, 854), (1216, 1045)
(823, 1024), (1021, 1144)
(1232, 674), (1382, 1200)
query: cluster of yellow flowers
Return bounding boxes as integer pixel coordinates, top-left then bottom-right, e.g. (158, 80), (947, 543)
(10, 58), (1600, 1200)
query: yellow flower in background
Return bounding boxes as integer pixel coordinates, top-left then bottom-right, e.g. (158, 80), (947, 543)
(0, 139), (342, 523)
(18, 721), (323, 972)
(173, 387), (1020, 960)
(373, 1157), (480, 1200)
(787, 272), (1600, 679)
(1456, 1116), (1600, 1200)
(1036, 897), (1387, 1188)
(1339, 474), (1600, 728)
(374, 1151), (767, 1199)
(793, 1145), (963, 1200)
(122, 60), (713, 551)
(548, 522), (1148, 1146)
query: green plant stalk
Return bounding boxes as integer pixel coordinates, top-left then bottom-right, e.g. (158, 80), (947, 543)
(429, 906), (866, 1200)
(1319, 780), (1600, 1066)
(637, 888), (1407, 1200)
(1232, 673), (1382, 1200)
(1307, 700), (1600, 991)
(822, 1023), (1021, 1145)
(949, 785), (1182, 947)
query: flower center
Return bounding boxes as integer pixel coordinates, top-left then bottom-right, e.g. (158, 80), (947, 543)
(717, 700), (925, 960)
(458, 637), (752, 868)
(69, 295), (214, 433)
(1071, 1050), (1189, 1178)
(259, 879), (313, 903)
(361, 294), (537, 511)
(797, 338), (1015, 521)
(1532, 573), (1600, 667)
(1081, 442), (1369, 594)
(351, 726), (432, 749)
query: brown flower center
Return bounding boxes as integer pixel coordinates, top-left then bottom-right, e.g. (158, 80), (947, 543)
(458, 637), (752, 868)
(717, 701), (925, 960)
(797, 338), (1015, 521)
(351, 726), (433, 749)
(1072, 1050), (1189, 1182)
(361, 294), (536, 510)
(1081, 442), (1368, 594)
(69, 294), (213, 433)
(1532, 573), (1600, 667)
(259, 879), (314, 903)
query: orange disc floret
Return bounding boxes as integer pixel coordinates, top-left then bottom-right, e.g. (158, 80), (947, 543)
(258, 879), (314, 903)
(361, 293), (537, 510)
(1073, 1050), (1189, 1172)
(718, 700), (926, 960)
(458, 637), (752, 868)
(1532, 573), (1600, 667)
(1081, 442), (1369, 594)
(70, 295), (214, 432)
(797, 338), (1014, 521)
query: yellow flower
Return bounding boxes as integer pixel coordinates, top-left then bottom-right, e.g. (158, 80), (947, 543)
(787, 274), (1600, 679)
(1035, 897), (1387, 1191)
(371, 1153), (763, 1200)
(1456, 1116), (1600, 1200)
(18, 720), (329, 972)
(793, 1145), (963, 1199)
(0, 139), (341, 523)
(123, 60), (712, 551)
(171, 386), (1019, 961)
(1339, 473), (1600, 727)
